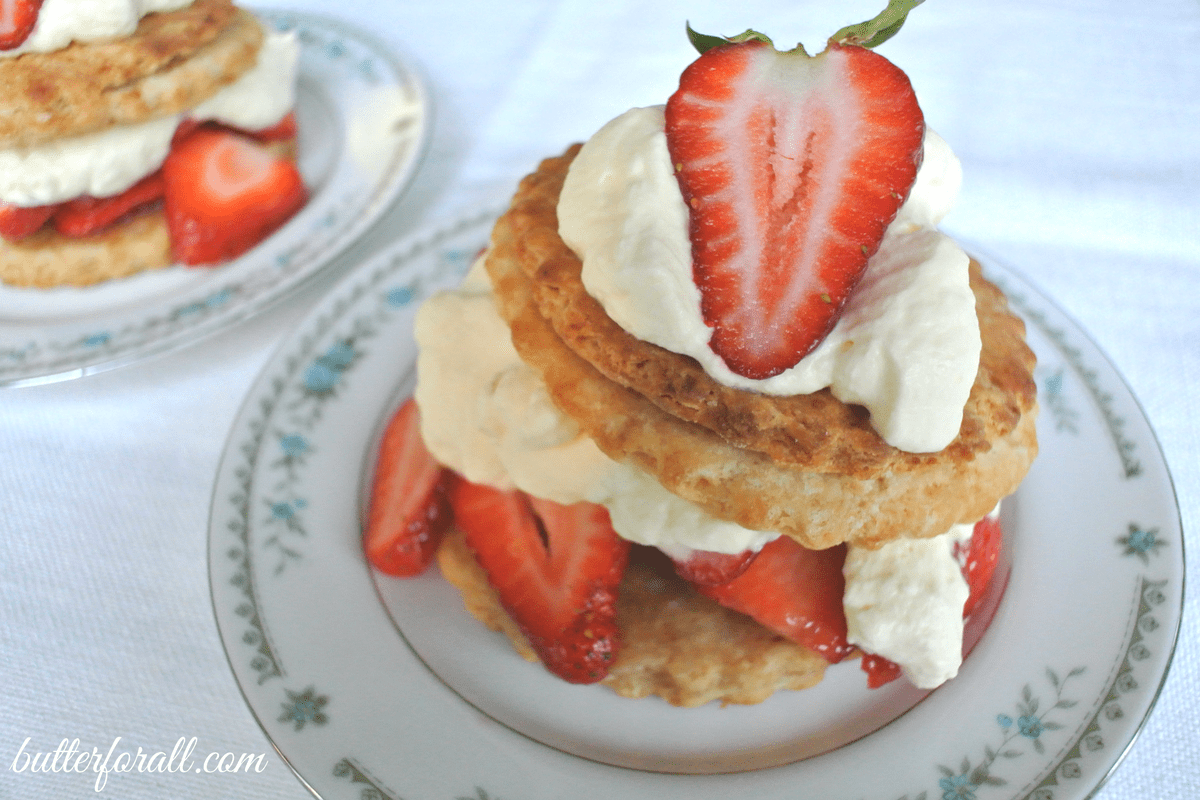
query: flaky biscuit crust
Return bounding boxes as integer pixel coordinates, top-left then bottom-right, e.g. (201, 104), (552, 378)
(485, 149), (1039, 550)
(437, 530), (827, 707)
(0, 0), (262, 149)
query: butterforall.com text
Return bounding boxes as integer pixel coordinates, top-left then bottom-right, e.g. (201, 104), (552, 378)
(9, 736), (269, 792)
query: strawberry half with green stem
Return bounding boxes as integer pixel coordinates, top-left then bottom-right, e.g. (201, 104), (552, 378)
(0, 0), (44, 50)
(699, 536), (854, 663)
(451, 482), (629, 684)
(364, 397), (455, 577)
(666, 0), (926, 379)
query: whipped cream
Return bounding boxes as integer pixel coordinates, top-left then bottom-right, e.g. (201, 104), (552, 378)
(843, 504), (998, 689)
(414, 259), (778, 557)
(0, 29), (299, 206)
(1, 0), (194, 59)
(558, 105), (978, 453)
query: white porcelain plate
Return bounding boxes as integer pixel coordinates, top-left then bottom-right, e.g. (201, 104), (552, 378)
(209, 211), (1183, 800)
(0, 8), (428, 387)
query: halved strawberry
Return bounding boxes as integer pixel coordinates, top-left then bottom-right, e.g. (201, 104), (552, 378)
(699, 536), (854, 663)
(671, 547), (757, 586)
(364, 398), (455, 577)
(0, 200), (59, 240)
(451, 482), (629, 684)
(958, 514), (1002, 619)
(52, 172), (165, 238)
(162, 128), (307, 265)
(665, 27), (924, 378)
(0, 0), (43, 50)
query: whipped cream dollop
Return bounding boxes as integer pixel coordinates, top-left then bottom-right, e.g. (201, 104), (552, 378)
(843, 516), (979, 689)
(415, 258), (978, 687)
(1, 0), (194, 59)
(0, 29), (299, 206)
(558, 106), (979, 452)
(415, 259), (778, 557)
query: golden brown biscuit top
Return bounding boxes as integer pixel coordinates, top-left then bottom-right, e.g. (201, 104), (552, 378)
(0, 0), (262, 149)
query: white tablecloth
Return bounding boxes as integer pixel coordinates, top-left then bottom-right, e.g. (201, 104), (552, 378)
(2, 1), (1196, 798)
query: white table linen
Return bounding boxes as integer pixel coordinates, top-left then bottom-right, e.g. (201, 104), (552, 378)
(2, 1), (1196, 798)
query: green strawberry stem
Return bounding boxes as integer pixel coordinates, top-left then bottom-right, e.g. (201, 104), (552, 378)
(687, 0), (925, 55)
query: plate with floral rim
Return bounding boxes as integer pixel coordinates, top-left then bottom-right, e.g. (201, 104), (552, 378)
(0, 8), (429, 388)
(208, 210), (1183, 800)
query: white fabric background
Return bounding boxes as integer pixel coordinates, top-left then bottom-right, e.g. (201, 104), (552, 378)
(2, 0), (1197, 797)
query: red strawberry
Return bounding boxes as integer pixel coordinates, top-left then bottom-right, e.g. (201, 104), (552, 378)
(0, 0), (43, 50)
(671, 547), (757, 586)
(245, 111), (299, 143)
(665, 34), (924, 378)
(0, 200), (59, 240)
(162, 128), (307, 265)
(861, 652), (902, 688)
(52, 172), (165, 238)
(700, 536), (854, 663)
(958, 514), (1002, 618)
(451, 482), (629, 684)
(364, 398), (455, 577)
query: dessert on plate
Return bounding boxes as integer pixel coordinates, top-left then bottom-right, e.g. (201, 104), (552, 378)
(0, 0), (307, 288)
(366, 2), (1038, 707)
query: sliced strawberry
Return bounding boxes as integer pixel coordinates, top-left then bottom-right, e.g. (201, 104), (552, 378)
(0, 200), (59, 240)
(364, 398), (455, 577)
(171, 118), (203, 148)
(699, 536), (854, 663)
(451, 482), (629, 683)
(861, 652), (902, 688)
(162, 128), (307, 265)
(52, 172), (165, 238)
(671, 547), (757, 586)
(665, 38), (924, 378)
(0, 0), (43, 50)
(958, 514), (1002, 618)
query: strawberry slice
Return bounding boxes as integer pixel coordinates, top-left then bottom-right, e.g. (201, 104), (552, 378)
(0, 200), (59, 240)
(0, 0), (43, 50)
(665, 34), (924, 378)
(671, 547), (757, 586)
(364, 398), (455, 577)
(162, 128), (307, 265)
(861, 652), (902, 688)
(451, 482), (629, 683)
(52, 172), (165, 238)
(958, 514), (1003, 619)
(699, 536), (854, 663)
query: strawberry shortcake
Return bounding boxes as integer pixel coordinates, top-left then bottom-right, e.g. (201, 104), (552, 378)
(365, 3), (1038, 706)
(0, 0), (306, 287)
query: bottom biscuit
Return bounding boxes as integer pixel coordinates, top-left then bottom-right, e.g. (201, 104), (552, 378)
(436, 529), (829, 707)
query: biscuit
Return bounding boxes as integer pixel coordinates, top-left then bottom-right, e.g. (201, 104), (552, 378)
(0, 212), (171, 287)
(0, 0), (262, 149)
(484, 152), (1038, 550)
(437, 530), (828, 707)
(500, 146), (1037, 479)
